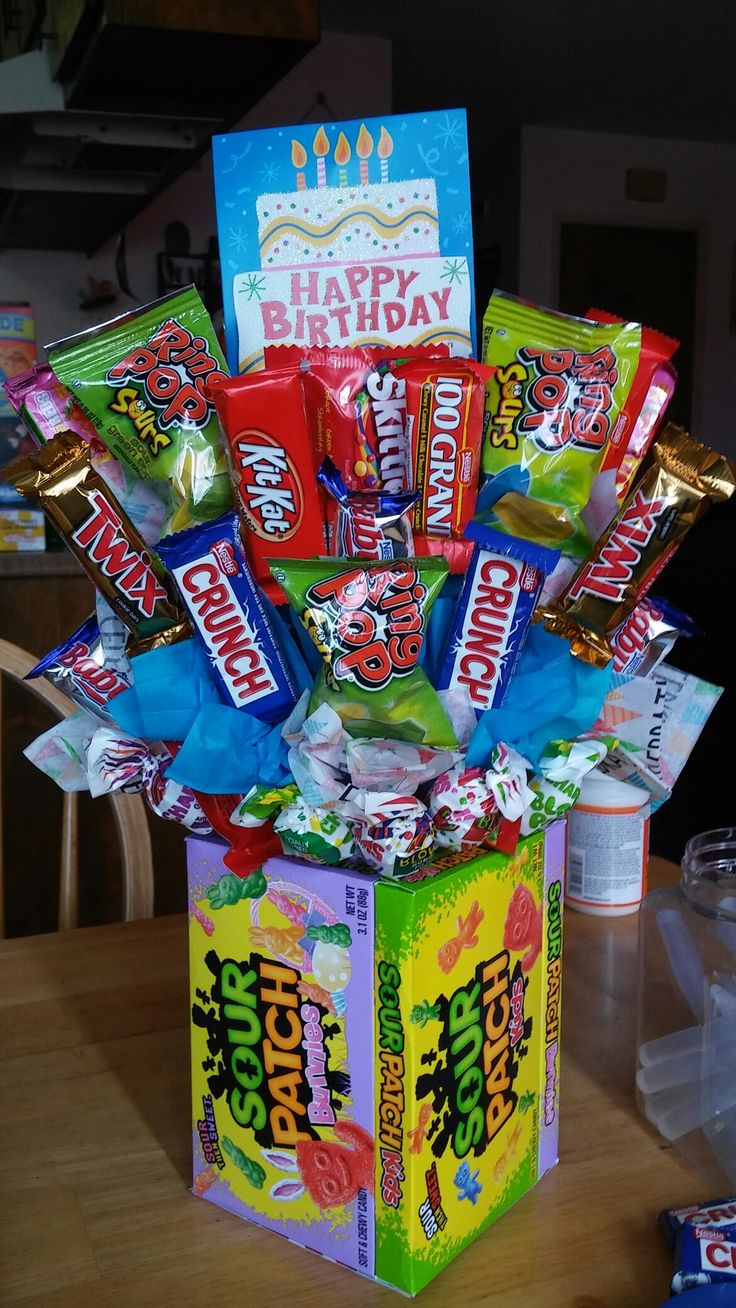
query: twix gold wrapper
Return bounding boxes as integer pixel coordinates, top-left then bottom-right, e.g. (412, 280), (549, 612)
(557, 424), (736, 636)
(4, 431), (183, 637)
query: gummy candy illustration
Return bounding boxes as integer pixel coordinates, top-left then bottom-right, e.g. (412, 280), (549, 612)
(454, 1161), (482, 1205)
(410, 998), (441, 1027)
(437, 901), (484, 974)
(503, 884), (542, 973)
(407, 1103), (432, 1155)
(223, 1136), (266, 1188)
(206, 867), (267, 910)
(307, 921), (352, 948)
(266, 1121), (374, 1209)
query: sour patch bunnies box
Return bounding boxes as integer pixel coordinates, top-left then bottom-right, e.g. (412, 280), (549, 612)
(187, 821), (563, 1295)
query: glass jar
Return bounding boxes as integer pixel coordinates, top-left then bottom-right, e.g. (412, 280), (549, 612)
(636, 828), (736, 1187)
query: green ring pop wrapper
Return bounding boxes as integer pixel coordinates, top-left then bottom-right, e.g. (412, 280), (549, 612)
(47, 286), (232, 536)
(270, 556), (457, 748)
(482, 291), (641, 555)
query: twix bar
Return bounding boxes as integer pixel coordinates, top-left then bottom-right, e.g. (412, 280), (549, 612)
(557, 424), (736, 635)
(4, 431), (182, 637)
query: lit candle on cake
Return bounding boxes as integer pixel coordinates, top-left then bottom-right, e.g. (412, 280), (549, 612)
(291, 139), (307, 191)
(356, 123), (374, 186)
(335, 130), (351, 187)
(377, 126), (393, 182)
(313, 125), (330, 188)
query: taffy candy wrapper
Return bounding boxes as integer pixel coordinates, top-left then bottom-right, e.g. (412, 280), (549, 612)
(345, 737), (460, 794)
(283, 698), (349, 807)
(271, 556), (457, 748)
(348, 794), (435, 878)
(520, 736), (613, 836)
(194, 790), (282, 877)
(48, 286), (232, 536)
(467, 624), (614, 770)
(23, 708), (99, 792)
(274, 798), (355, 865)
(85, 729), (210, 829)
(230, 783), (300, 828)
(428, 742), (533, 852)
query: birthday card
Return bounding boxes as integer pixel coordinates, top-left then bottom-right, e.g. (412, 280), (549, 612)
(213, 109), (475, 374)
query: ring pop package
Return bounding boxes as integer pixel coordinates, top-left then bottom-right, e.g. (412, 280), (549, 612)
(48, 286), (232, 536)
(482, 292), (641, 554)
(271, 556), (457, 748)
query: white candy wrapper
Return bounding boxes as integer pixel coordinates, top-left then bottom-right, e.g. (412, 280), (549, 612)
(95, 595), (132, 676)
(142, 750), (211, 831)
(345, 738), (461, 794)
(230, 783), (300, 829)
(486, 742), (534, 820)
(275, 797), (355, 865)
(428, 766), (501, 851)
(23, 708), (98, 791)
(283, 701), (349, 807)
(87, 726), (147, 797)
(349, 794), (435, 878)
(520, 737), (611, 836)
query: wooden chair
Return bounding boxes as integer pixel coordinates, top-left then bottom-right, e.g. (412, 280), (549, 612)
(0, 636), (154, 938)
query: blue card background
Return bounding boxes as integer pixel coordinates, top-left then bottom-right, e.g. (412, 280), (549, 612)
(213, 108), (476, 373)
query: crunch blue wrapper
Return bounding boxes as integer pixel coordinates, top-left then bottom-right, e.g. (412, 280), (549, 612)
(672, 1221), (736, 1295)
(157, 511), (297, 723)
(437, 521), (559, 715)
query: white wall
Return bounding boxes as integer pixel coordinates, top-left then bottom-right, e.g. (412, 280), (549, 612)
(0, 31), (392, 350)
(520, 124), (736, 455)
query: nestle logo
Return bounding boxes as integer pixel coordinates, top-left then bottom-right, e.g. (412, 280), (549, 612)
(520, 563), (538, 593)
(212, 540), (238, 576)
(459, 450), (473, 484)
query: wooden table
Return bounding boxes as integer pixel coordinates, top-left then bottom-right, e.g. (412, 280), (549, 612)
(0, 857), (702, 1307)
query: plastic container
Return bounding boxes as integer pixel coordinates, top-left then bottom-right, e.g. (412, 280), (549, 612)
(565, 767), (650, 915)
(636, 828), (736, 1189)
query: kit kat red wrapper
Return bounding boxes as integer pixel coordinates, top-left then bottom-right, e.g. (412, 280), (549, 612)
(558, 424), (736, 635)
(3, 431), (182, 637)
(208, 369), (326, 602)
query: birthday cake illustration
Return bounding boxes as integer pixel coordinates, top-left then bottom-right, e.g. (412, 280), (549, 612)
(213, 113), (475, 373)
(258, 127), (439, 268)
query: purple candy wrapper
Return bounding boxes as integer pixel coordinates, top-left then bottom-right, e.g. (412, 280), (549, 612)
(26, 615), (132, 722)
(436, 521), (559, 715)
(157, 511), (297, 723)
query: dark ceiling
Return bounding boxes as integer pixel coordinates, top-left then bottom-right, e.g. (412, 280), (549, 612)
(324, 0), (736, 150)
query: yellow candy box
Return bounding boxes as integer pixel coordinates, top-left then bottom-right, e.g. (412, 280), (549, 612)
(187, 819), (564, 1295)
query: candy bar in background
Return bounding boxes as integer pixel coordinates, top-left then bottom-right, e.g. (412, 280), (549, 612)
(317, 455), (417, 559)
(26, 614), (132, 722)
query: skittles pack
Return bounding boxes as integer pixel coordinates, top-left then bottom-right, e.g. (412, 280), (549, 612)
(187, 820), (564, 1294)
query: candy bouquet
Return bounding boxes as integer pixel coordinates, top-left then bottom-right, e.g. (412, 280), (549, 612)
(4, 108), (735, 1295)
(7, 287), (731, 878)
